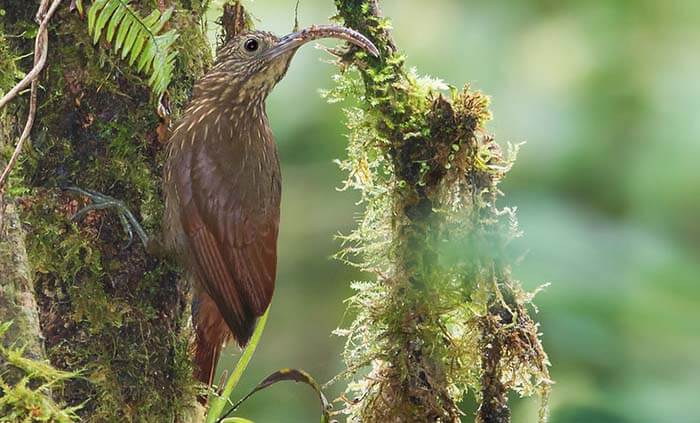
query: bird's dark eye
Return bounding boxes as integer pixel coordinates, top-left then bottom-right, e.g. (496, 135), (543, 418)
(244, 38), (259, 52)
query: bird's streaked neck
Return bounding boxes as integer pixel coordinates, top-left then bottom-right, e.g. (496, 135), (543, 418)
(192, 54), (293, 112)
(191, 72), (263, 112)
(172, 77), (273, 151)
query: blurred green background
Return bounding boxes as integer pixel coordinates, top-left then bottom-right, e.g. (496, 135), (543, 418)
(208, 1), (700, 421)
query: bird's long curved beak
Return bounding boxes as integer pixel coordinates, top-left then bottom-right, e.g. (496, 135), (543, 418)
(265, 25), (379, 60)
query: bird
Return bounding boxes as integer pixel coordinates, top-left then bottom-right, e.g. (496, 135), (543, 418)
(167, 25), (377, 386)
(69, 25), (378, 388)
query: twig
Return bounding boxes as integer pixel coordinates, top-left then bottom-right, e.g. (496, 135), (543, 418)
(0, 0), (63, 193)
(0, 0), (61, 109)
(293, 0), (300, 32)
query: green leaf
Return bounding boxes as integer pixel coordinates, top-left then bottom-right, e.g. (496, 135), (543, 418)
(83, 0), (179, 95)
(92, 0), (119, 44)
(121, 21), (141, 59)
(221, 369), (332, 423)
(129, 32), (147, 65)
(114, 13), (133, 52)
(220, 419), (255, 423)
(105, 5), (126, 42)
(142, 9), (161, 27)
(152, 7), (174, 33)
(87, 0), (109, 36)
(136, 41), (154, 72)
(205, 308), (270, 423)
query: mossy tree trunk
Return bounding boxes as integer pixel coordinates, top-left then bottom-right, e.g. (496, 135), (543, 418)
(0, 202), (44, 369)
(1, 24), (44, 361)
(330, 1), (552, 422)
(1, 1), (211, 420)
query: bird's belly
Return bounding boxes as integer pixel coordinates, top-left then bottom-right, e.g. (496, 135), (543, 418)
(162, 146), (281, 252)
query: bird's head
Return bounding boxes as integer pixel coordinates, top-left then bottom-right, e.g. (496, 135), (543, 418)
(205, 25), (378, 103)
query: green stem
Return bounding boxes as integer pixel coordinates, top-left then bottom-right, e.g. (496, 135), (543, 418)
(205, 307), (270, 423)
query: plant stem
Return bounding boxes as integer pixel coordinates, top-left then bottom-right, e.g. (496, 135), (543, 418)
(206, 306), (270, 423)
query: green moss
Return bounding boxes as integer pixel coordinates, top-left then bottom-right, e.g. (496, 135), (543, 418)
(0, 322), (81, 422)
(330, 1), (552, 422)
(169, 11), (213, 116)
(0, 19), (28, 197)
(1, 2), (211, 420)
(18, 188), (194, 420)
(0, 21), (18, 96)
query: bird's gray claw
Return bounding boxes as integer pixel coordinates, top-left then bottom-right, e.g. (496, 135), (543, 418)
(64, 186), (149, 249)
(118, 213), (134, 249)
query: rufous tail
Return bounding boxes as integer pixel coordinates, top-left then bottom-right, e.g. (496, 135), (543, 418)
(192, 291), (231, 400)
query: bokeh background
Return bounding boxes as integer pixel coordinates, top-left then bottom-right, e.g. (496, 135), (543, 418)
(208, 1), (700, 421)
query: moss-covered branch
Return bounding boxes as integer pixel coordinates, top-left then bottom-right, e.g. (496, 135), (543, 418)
(329, 1), (552, 421)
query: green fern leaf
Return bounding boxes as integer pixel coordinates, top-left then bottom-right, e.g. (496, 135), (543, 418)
(105, 6), (126, 42)
(128, 10), (158, 66)
(87, 0), (108, 31)
(93, 0), (118, 44)
(114, 13), (133, 52)
(136, 40), (154, 73)
(85, 0), (179, 96)
(151, 7), (174, 33)
(121, 19), (142, 59)
(129, 34), (147, 66)
(142, 9), (161, 27)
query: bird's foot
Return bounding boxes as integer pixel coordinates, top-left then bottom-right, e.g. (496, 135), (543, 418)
(65, 186), (149, 250)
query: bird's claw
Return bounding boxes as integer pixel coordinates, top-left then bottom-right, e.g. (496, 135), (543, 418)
(64, 186), (148, 249)
(118, 212), (134, 249)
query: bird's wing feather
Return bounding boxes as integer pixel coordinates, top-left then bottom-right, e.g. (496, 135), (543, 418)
(177, 139), (279, 346)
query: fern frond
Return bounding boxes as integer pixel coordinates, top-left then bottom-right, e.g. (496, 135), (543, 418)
(86, 0), (179, 96)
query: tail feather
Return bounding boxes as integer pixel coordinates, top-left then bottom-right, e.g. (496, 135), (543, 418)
(192, 292), (231, 389)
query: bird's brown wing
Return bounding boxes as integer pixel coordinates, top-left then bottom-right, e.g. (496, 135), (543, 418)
(177, 142), (279, 346)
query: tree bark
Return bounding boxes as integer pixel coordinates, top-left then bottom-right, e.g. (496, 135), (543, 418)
(0, 202), (44, 365)
(0, 3), (45, 387)
(0, 1), (211, 420)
